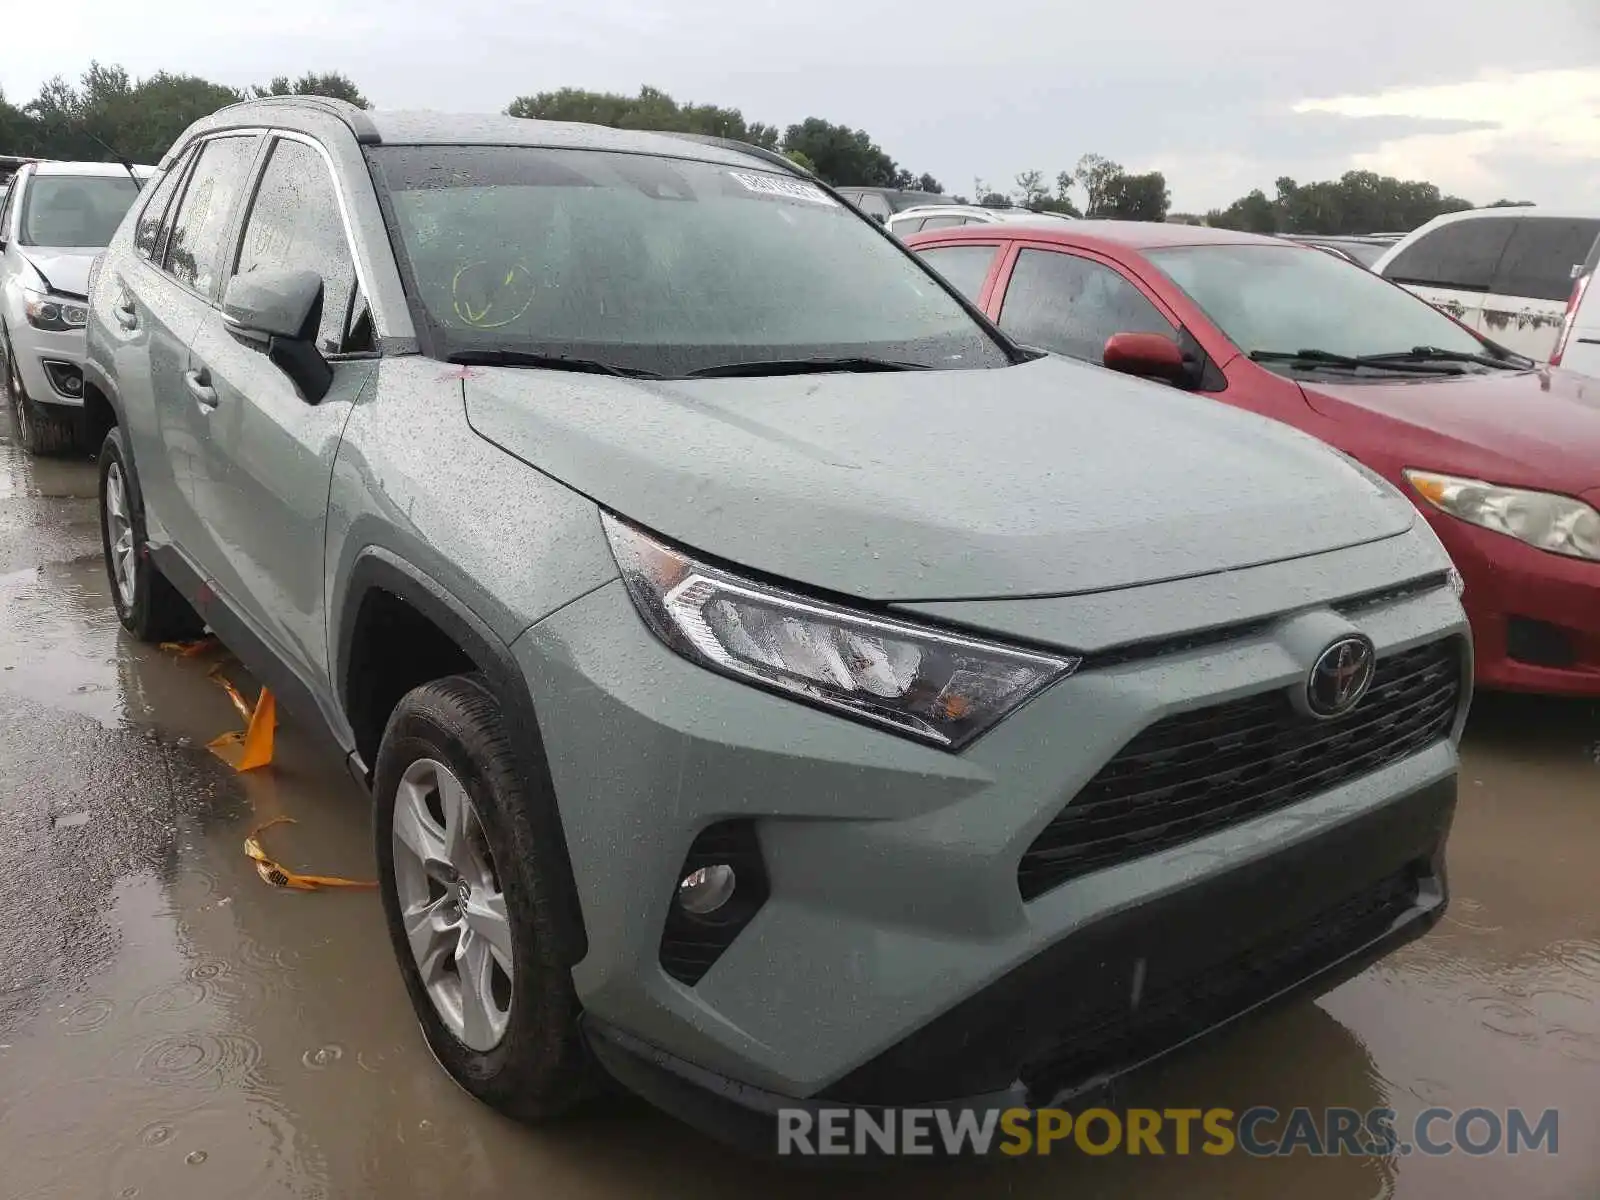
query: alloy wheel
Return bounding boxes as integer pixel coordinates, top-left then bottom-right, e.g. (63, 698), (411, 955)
(391, 757), (514, 1051)
(104, 461), (137, 609)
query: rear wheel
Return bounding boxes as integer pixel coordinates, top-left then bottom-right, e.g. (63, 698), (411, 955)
(374, 674), (599, 1121)
(98, 427), (205, 642)
(3, 329), (80, 456)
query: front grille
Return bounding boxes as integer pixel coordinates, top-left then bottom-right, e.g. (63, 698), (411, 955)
(1020, 866), (1421, 1102)
(1019, 638), (1462, 900)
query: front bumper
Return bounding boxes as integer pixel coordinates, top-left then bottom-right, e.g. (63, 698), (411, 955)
(1429, 510), (1600, 695)
(585, 771), (1452, 1153)
(7, 323), (86, 407)
(513, 522), (1467, 1117)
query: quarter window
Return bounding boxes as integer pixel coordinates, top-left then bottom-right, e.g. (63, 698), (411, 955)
(163, 135), (258, 299)
(919, 216), (964, 230)
(998, 249), (1174, 362)
(915, 244), (999, 302)
(1382, 218), (1515, 292)
(1490, 217), (1600, 302)
(233, 138), (360, 353)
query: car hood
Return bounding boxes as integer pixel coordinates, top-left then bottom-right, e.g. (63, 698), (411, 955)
(1301, 367), (1600, 494)
(18, 247), (99, 298)
(464, 355), (1414, 601)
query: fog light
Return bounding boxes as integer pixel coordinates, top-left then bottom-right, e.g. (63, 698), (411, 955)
(678, 864), (736, 915)
(62, 374), (83, 396)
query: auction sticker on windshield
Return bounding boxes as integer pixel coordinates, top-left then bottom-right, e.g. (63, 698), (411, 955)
(728, 170), (836, 205)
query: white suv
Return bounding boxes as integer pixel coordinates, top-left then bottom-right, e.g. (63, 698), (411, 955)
(1, 160), (152, 454)
(887, 204), (1074, 239)
(1373, 208), (1600, 362)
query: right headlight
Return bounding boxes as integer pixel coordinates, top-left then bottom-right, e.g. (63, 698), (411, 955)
(22, 287), (88, 332)
(1404, 469), (1600, 562)
(603, 514), (1080, 749)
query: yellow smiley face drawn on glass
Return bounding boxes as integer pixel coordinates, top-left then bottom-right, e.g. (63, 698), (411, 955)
(451, 260), (535, 329)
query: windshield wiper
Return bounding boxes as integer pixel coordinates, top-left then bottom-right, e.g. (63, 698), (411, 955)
(445, 349), (663, 379)
(685, 356), (930, 378)
(1360, 346), (1534, 371)
(1249, 349), (1463, 375)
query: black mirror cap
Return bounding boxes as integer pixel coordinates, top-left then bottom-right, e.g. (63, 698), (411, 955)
(268, 335), (333, 404)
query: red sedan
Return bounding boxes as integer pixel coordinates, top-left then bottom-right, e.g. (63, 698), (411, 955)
(906, 221), (1600, 695)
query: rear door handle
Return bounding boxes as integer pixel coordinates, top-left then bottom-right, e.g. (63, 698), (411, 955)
(184, 367), (218, 408)
(114, 301), (138, 330)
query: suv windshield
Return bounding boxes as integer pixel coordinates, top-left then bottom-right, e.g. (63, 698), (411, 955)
(20, 174), (141, 248)
(1146, 243), (1497, 368)
(369, 145), (1010, 377)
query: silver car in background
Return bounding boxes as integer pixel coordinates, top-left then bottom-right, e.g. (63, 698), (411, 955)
(1, 160), (152, 454)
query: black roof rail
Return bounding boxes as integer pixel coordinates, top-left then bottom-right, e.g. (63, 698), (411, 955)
(654, 132), (810, 179)
(213, 94), (382, 145)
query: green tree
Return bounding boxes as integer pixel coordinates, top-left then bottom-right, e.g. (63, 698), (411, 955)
(253, 71), (370, 109)
(779, 117), (899, 186)
(1100, 169), (1169, 222)
(1073, 153), (1124, 217)
(506, 85), (778, 149)
(19, 62), (243, 163)
(1207, 189), (1279, 233)
(1014, 169), (1049, 209)
(784, 148), (816, 173)
(912, 172), (945, 194)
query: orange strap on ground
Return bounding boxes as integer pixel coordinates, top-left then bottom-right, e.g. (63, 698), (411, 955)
(243, 817), (377, 891)
(206, 664), (278, 772)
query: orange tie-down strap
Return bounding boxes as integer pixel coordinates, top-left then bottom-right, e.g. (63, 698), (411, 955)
(206, 664), (277, 772)
(244, 817), (377, 892)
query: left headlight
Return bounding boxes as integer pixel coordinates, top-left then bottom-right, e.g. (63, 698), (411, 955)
(603, 514), (1080, 749)
(1405, 469), (1600, 562)
(23, 287), (88, 332)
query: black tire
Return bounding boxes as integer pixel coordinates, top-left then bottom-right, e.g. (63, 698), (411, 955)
(373, 673), (599, 1122)
(3, 328), (81, 457)
(98, 427), (205, 642)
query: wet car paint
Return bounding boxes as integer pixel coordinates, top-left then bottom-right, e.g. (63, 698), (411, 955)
(2, 431), (1598, 1198)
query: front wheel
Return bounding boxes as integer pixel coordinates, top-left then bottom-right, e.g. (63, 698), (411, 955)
(3, 330), (80, 456)
(373, 674), (599, 1121)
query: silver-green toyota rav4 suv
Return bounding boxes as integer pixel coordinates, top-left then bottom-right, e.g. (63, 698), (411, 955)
(83, 97), (1470, 1147)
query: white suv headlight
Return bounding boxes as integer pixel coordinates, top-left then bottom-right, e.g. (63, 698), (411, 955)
(603, 514), (1079, 749)
(23, 287), (88, 332)
(1405, 469), (1600, 562)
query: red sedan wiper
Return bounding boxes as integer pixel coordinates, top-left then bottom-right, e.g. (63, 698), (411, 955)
(1361, 346), (1534, 371)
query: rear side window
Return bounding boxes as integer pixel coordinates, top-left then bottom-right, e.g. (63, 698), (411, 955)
(892, 216), (924, 236)
(163, 135), (258, 299)
(915, 244), (999, 302)
(855, 193), (892, 220)
(1382, 217), (1515, 292)
(134, 154), (191, 260)
(233, 138), (359, 353)
(1491, 218), (1600, 301)
(998, 248), (1175, 362)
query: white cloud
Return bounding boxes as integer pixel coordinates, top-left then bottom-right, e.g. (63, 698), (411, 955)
(1294, 69), (1600, 205)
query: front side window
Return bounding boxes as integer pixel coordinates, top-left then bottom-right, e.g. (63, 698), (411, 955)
(1149, 243), (1489, 364)
(914, 244), (999, 302)
(1490, 217), (1600, 302)
(134, 155), (190, 260)
(369, 145), (1010, 377)
(1382, 218), (1514, 292)
(234, 138), (358, 353)
(164, 136), (259, 298)
(19, 174), (142, 249)
(998, 249), (1175, 362)
(856, 193), (892, 220)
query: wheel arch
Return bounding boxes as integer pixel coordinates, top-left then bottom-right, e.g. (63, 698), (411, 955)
(337, 547), (590, 965)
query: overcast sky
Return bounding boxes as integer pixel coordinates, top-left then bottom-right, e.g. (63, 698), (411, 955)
(4, 0), (1598, 210)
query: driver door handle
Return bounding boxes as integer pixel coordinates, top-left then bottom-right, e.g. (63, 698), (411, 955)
(114, 302), (138, 330)
(184, 366), (218, 408)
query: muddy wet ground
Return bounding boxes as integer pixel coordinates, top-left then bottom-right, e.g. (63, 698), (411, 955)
(1, 424), (1597, 1199)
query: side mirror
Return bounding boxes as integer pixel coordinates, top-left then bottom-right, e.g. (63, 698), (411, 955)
(222, 267), (333, 403)
(1102, 331), (1188, 386)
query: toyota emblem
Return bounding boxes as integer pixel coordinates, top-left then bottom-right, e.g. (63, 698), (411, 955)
(1306, 636), (1376, 718)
